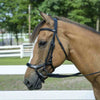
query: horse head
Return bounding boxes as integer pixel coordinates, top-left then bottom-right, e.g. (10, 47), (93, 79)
(24, 12), (69, 90)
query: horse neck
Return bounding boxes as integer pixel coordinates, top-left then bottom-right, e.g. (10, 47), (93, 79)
(65, 22), (100, 81)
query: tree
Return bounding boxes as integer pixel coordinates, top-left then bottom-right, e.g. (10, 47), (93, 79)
(0, 0), (99, 45)
(39, 0), (100, 30)
(39, 0), (72, 17)
(0, 0), (27, 45)
(0, 0), (44, 45)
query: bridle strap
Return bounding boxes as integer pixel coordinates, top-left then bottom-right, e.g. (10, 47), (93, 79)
(44, 18), (57, 71)
(47, 72), (81, 78)
(47, 70), (100, 78)
(26, 63), (45, 69)
(40, 28), (56, 32)
(55, 34), (69, 59)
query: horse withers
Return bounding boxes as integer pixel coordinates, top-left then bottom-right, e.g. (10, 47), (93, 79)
(24, 12), (100, 100)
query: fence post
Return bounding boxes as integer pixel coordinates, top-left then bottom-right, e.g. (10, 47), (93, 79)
(20, 44), (23, 58)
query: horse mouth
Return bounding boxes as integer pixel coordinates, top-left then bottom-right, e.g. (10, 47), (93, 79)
(24, 77), (42, 90)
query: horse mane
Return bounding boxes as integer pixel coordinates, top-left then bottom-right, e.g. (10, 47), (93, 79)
(31, 16), (100, 42)
(31, 20), (45, 42)
(56, 16), (100, 34)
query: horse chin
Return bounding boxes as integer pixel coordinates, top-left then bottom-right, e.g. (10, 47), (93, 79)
(28, 84), (42, 90)
(28, 79), (42, 90)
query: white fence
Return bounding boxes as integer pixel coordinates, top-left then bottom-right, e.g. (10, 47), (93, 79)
(22, 43), (33, 58)
(0, 33), (29, 42)
(0, 65), (79, 75)
(0, 90), (95, 100)
(0, 65), (95, 99)
(0, 43), (33, 58)
(0, 45), (22, 58)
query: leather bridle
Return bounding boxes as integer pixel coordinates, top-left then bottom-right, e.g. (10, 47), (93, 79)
(26, 18), (100, 83)
(26, 18), (71, 82)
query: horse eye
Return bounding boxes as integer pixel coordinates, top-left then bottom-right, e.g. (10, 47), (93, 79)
(38, 41), (47, 47)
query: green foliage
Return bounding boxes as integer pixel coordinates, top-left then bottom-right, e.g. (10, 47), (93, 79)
(39, 0), (100, 28)
(39, 0), (71, 17)
(0, 0), (28, 32)
(0, 0), (100, 39)
(68, 0), (92, 24)
(0, 0), (44, 44)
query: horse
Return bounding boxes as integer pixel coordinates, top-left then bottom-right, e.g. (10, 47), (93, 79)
(24, 12), (100, 100)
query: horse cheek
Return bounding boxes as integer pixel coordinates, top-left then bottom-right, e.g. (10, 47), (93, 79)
(52, 47), (65, 67)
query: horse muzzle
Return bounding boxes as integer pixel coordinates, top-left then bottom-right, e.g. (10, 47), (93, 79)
(24, 72), (42, 90)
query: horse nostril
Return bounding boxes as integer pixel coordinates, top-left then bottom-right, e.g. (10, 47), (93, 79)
(24, 79), (32, 88)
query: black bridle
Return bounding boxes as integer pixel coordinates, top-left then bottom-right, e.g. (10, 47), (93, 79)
(27, 18), (75, 82)
(26, 18), (100, 83)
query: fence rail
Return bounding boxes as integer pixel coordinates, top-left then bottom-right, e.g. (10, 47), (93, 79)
(0, 65), (79, 75)
(0, 43), (33, 58)
(0, 90), (95, 100)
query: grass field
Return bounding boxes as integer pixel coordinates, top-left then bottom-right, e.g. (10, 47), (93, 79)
(0, 57), (72, 65)
(0, 75), (92, 90)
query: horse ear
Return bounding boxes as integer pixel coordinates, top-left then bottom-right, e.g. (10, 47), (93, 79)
(40, 12), (54, 26)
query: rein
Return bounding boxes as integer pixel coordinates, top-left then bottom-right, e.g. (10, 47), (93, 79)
(26, 18), (100, 82)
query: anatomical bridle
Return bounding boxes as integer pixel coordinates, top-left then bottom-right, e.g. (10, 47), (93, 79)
(26, 18), (100, 83)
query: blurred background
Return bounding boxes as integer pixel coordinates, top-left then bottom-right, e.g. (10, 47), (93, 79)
(0, 0), (100, 46)
(0, 0), (99, 90)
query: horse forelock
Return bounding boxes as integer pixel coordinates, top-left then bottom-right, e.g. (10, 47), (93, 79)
(31, 20), (45, 43)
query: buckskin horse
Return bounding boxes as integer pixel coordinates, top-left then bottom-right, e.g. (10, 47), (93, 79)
(24, 12), (100, 100)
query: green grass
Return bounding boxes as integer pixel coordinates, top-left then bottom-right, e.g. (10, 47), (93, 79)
(63, 60), (72, 64)
(0, 57), (29, 65)
(0, 57), (72, 65)
(0, 75), (92, 90)
(0, 75), (26, 90)
(0, 39), (2, 42)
